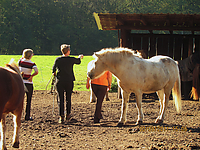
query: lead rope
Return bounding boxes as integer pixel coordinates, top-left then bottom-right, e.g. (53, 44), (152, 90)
(46, 74), (57, 116)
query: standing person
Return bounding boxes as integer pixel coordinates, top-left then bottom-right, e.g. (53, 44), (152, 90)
(18, 49), (38, 121)
(52, 44), (83, 124)
(86, 60), (112, 123)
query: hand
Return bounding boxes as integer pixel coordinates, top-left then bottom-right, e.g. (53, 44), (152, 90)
(86, 77), (90, 89)
(86, 81), (90, 89)
(78, 54), (83, 59)
(107, 85), (111, 91)
(28, 76), (33, 82)
(86, 84), (90, 89)
(107, 86), (111, 91)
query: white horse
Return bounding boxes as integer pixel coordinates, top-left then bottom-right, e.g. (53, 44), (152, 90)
(89, 49), (145, 103)
(87, 47), (182, 126)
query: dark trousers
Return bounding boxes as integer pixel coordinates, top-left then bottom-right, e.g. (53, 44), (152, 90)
(56, 80), (74, 117)
(25, 83), (33, 119)
(91, 84), (107, 120)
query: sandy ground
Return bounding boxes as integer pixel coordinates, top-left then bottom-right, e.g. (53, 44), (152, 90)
(3, 90), (200, 150)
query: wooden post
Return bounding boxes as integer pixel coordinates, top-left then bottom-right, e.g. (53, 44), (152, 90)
(117, 29), (130, 99)
(188, 38), (193, 56)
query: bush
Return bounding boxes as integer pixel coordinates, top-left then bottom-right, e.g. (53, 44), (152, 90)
(110, 78), (118, 93)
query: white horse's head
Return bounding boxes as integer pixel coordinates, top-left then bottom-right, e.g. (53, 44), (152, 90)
(87, 47), (139, 80)
(87, 51), (107, 80)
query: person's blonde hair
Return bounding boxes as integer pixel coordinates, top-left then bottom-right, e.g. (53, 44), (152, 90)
(22, 49), (33, 59)
(61, 44), (70, 54)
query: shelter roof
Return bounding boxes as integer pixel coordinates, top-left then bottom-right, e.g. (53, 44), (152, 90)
(93, 12), (200, 32)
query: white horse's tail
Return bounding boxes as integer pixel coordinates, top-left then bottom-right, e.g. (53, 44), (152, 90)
(172, 72), (182, 113)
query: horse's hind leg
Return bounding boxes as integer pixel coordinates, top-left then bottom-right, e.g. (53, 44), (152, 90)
(156, 90), (165, 124)
(135, 92), (144, 125)
(0, 114), (7, 150)
(12, 105), (23, 148)
(156, 89), (170, 124)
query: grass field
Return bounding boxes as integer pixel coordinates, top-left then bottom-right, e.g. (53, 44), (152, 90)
(0, 55), (94, 91)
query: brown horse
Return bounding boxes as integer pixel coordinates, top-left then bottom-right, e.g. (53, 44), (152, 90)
(191, 64), (200, 100)
(0, 59), (25, 150)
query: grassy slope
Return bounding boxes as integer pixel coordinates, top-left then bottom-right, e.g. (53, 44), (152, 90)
(0, 55), (94, 91)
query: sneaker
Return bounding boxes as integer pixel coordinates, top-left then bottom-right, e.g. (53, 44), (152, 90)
(66, 114), (71, 120)
(58, 116), (64, 124)
(25, 117), (33, 121)
(94, 118), (100, 123)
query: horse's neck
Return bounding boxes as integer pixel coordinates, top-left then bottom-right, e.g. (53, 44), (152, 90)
(104, 56), (126, 80)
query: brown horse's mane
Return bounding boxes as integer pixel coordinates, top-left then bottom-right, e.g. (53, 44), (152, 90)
(95, 47), (141, 60)
(6, 59), (21, 75)
(5, 59), (28, 92)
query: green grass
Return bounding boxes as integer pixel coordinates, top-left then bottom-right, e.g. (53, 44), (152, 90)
(0, 55), (94, 91)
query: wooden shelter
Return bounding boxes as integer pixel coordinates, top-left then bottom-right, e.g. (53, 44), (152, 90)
(93, 12), (200, 98)
(93, 12), (200, 59)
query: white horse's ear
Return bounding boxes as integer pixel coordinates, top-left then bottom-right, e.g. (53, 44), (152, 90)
(95, 53), (101, 58)
(93, 52), (100, 58)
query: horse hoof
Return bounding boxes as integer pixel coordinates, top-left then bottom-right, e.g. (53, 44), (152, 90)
(117, 122), (124, 127)
(136, 120), (143, 125)
(13, 141), (19, 148)
(90, 101), (96, 103)
(155, 119), (163, 124)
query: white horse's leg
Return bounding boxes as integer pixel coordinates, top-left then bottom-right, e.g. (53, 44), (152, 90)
(90, 87), (96, 103)
(12, 114), (21, 148)
(117, 90), (129, 126)
(135, 92), (144, 125)
(156, 90), (170, 124)
(105, 91), (110, 101)
(0, 114), (6, 150)
(156, 90), (165, 116)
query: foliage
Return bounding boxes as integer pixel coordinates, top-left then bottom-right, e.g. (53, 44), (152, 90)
(0, 0), (199, 55)
(0, 55), (95, 91)
(110, 78), (118, 92)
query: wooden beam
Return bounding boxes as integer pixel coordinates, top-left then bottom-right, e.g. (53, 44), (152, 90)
(93, 12), (103, 30)
(129, 33), (199, 38)
(116, 25), (200, 31)
(140, 15), (147, 26)
(116, 16), (124, 26)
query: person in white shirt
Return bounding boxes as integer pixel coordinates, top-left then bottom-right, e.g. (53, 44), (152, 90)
(18, 49), (38, 121)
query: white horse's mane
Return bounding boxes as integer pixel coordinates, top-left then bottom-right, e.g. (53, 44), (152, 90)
(94, 47), (140, 59)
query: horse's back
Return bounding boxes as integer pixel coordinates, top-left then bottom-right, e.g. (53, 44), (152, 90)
(133, 55), (179, 93)
(0, 67), (24, 114)
(149, 55), (174, 63)
(148, 55), (178, 70)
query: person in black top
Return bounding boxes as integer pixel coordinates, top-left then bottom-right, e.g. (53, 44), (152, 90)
(52, 44), (83, 123)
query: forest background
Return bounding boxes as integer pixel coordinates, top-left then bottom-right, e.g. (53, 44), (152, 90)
(1, 0), (200, 55)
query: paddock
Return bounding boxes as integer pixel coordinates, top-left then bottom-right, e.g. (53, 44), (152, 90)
(2, 90), (200, 149)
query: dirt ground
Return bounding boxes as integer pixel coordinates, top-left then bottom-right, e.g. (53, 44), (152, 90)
(3, 90), (200, 150)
